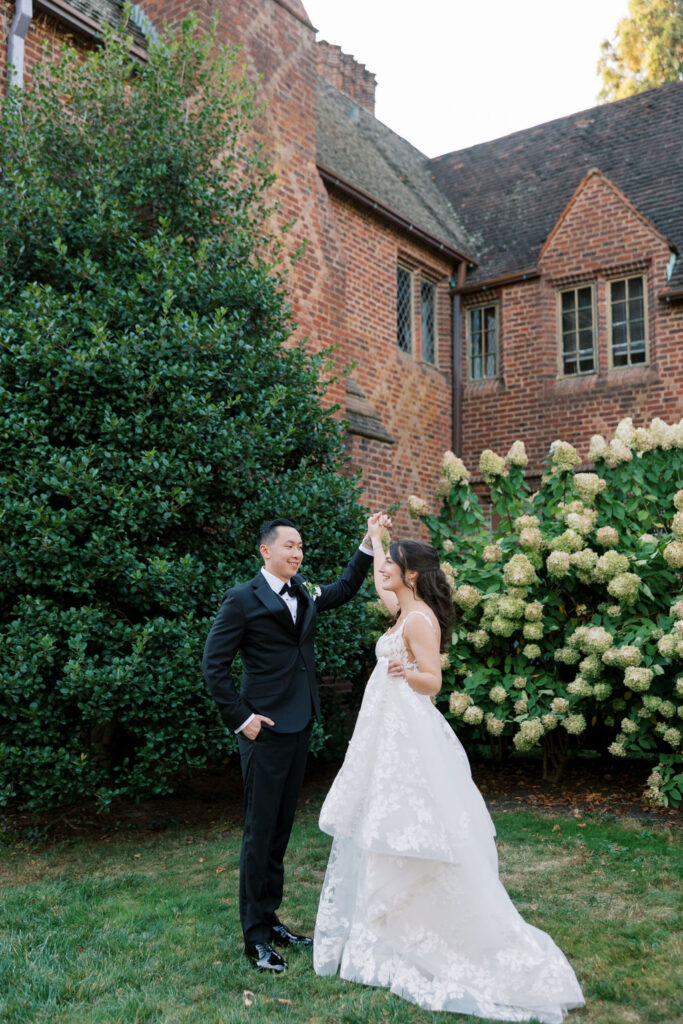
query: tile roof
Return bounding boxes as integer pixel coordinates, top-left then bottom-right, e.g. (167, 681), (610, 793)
(316, 76), (474, 262)
(430, 82), (683, 291)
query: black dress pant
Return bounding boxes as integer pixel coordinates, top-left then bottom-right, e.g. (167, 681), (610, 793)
(237, 722), (311, 943)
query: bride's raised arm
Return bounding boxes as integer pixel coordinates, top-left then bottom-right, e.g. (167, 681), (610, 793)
(367, 513), (399, 615)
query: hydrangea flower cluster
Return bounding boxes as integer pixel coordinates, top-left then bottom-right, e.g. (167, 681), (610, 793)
(570, 548), (598, 583)
(606, 572), (641, 604)
(546, 550), (570, 578)
(566, 511), (597, 537)
(563, 713), (587, 735)
(441, 450), (470, 485)
(605, 438), (633, 467)
(498, 596), (525, 619)
(663, 541), (683, 569)
(624, 666), (654, 692)
(663, 726), (681, 748)
(554, 646), (581, 665)
(482, 543), (503, 562)
(579, 653), (601, 678)
(491, 615), (516, 638)
(408, 494), (429, 517)
(479, 449), (506, 480)
(454, 584), (482, 612)
(503, 554), (537, 587)
(514, 514), (540, 531)
(489, 684), (507, 704)
(449, 691), (472, 715)
(549, 529), (585, 554)
(549, 440), (581, 472)
(519, 527), (543, 551)
(505, 440), (528, 467)
(523, 621), (543, 641)
(596, 526), (619, 548)
(593, 550), (630, 582)
(573, 472), (607, 503)
(588, 434), (609, 461)
(468, 629), (490, 651)
(513, 717), (544, 750)
(602, 645), (642, 668)
(486, 714), (505, 736)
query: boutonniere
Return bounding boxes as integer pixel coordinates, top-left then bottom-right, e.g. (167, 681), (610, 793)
(302, 580), (321, 599)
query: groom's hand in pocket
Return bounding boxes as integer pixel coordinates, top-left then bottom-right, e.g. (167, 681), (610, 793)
(242, 715), (275, 740)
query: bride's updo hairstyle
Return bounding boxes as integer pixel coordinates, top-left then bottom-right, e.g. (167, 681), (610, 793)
(389, 540), (454, 650)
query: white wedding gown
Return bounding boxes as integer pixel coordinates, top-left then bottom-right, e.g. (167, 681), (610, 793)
(313, 614), (585, 1022)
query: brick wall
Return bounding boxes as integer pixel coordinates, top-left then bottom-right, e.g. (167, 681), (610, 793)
(460, 171), (683, 475)
(326, 191), (455, 527)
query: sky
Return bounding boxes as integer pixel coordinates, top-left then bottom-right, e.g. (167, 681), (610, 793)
(302, 0), (630, 157)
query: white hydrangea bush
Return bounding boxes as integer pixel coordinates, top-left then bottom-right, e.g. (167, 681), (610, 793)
(408, 420), (683, 805)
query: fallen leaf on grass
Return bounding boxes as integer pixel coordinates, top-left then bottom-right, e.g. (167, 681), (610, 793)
(215, 867), (225, 874)
(243, 990), (255, 1008)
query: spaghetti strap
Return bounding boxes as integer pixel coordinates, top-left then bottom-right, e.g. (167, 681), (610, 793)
(401, 609), (437, 632)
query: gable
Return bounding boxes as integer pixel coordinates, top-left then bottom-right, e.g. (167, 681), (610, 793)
(539, 169), (673, 281)
(431, 81), (683, 288)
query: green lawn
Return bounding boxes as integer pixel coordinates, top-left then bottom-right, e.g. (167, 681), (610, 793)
(1, 798), (681, 1024)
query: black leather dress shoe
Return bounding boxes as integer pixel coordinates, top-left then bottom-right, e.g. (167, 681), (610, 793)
(270, 923), (313, 947)
(244, 941), (287, 972)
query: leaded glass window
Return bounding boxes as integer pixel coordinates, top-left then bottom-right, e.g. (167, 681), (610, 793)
(560, 286), (595, 375)
(469, 304), (498, 379)
(421, 280), (436, 363)
(396, 266), (412, 353)
(610, 276), (646, 366)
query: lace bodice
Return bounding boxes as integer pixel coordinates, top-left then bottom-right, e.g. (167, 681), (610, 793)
(375, 610), (436, 672)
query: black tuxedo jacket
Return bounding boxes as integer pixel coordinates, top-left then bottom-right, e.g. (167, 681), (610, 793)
(202, 548), (372, 734)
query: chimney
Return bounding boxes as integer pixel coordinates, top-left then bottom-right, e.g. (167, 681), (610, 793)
(316, 40), (376, 115)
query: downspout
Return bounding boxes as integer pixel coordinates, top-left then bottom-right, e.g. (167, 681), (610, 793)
(451, 261), (467, 457)
(7, 0), (33, 89)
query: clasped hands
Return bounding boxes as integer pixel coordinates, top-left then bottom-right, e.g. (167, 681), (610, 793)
(367, 510), (392, 541)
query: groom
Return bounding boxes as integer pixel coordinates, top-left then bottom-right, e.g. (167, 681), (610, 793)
(202, 516), (380, 973)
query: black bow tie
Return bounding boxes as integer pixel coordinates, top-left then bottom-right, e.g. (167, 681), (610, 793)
(279, 582), (298, 597)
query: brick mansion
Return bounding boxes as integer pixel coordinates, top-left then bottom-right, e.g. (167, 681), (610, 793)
(3, 0), (682, 515)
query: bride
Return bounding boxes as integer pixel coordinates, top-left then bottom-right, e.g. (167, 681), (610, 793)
(313, 518), (585, 1023)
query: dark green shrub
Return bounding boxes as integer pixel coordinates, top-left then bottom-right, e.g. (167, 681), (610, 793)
(0, 17), (369, 809)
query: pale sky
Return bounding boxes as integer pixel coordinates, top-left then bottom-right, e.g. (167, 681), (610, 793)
(303, 0), (629, 156)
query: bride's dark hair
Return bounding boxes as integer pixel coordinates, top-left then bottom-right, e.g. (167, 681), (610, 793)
(389, 539), (454, 650)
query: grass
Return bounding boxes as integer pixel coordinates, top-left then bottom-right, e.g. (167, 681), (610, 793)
(0, 797), (681, 1024)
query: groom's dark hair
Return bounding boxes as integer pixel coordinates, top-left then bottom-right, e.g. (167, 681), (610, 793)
(257, 517), (298, 551)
